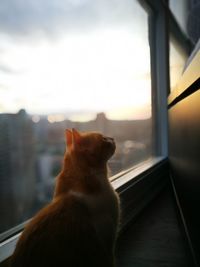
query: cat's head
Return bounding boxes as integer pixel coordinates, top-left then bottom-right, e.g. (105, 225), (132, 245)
(65, 129), (116, 166)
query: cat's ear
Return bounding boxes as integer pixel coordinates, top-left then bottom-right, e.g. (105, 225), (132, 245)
(65, 129), (73, 149)
(72, 128), (81, 146)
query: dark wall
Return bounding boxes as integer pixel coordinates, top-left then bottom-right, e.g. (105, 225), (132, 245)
(169, 86), (200, 263)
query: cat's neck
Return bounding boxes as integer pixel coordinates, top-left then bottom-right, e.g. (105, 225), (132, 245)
(64, 151), (108, 176)
(53, 152), (108, 199)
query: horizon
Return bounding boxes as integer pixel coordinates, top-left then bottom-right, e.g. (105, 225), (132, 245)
(0, 108), (152, 123)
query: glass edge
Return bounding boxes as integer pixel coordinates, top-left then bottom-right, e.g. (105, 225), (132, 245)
(0, 219), (30, 244)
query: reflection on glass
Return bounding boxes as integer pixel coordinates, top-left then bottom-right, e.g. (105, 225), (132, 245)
(169, 0), (189, 35)
(0, 0), (152, 234)
(169, 38), (188, 91)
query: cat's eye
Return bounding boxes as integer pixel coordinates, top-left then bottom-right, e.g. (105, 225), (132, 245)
(102, 136), (113, 142)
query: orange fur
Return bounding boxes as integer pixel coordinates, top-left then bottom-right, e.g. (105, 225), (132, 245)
(11, 129), (120, 267)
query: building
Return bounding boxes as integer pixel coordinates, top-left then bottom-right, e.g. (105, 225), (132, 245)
(0, 110), (36, 232)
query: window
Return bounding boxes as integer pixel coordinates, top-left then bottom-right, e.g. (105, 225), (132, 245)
(168, 0), (199, 92)
(169, 37), (188, 92)
(0, 0), (152, 235)
(169, 0), (189, 35)
(169, 0), (200, 45)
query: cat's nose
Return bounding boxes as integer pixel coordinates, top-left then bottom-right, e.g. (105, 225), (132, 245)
(108, 138), (115, 149)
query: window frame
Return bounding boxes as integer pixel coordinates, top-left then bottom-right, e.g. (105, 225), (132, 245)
(0, 0), (171, 264)
(140, 0), (169, 157)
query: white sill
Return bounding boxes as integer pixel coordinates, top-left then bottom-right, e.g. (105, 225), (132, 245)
(0, 156), (166, 263)
(0, 233), (21, 263)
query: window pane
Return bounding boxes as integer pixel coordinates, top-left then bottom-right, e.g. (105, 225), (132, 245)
(0, 0), (152, 234)
(169, 0), (189, 35)
(169, 0), (200, 45)
(169, 37), (188, 91)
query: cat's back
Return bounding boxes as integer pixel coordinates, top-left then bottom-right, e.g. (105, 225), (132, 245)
(10, 194), (111, 267)
(11, 129), (119, 267)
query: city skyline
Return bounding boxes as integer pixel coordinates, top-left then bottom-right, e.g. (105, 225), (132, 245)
(0, 107), (152, 124)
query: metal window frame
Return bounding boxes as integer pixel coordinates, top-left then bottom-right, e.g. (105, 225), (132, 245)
(140, 0), (169, 157)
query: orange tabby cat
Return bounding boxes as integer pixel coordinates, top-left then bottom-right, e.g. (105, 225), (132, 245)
(10, 129), (120, 267)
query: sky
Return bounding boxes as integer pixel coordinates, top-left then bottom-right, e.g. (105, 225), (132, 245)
(0, 0), (151, 121)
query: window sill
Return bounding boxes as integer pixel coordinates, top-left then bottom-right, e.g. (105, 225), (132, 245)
(0, 156), (168, 264)
(115, 157), (169, 230)
(112, 157), (166, 190)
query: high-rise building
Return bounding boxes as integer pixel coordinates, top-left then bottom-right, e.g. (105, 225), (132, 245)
(0, 110), (36, 232)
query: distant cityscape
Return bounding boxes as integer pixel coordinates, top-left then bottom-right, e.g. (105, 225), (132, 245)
(0, 109), (153, 233)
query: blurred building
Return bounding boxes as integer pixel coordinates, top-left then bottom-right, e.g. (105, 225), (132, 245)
(0, 110), (36, 232)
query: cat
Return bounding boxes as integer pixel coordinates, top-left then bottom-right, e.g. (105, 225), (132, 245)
(10, 128), (120, 267)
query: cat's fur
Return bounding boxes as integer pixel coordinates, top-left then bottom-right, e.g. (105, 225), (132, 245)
(10, 129), (120, 267)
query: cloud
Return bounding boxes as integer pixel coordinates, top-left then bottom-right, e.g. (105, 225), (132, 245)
(0, 0), (138, 38)
(0, 64), (17, 74)
(0, 0), (82, 37)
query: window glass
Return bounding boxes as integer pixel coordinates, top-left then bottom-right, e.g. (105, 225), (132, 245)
(169, 0), (189, 35)
(169, 37), (188, 91)
(0, 0), (152, 234)
(169, 0), (200, 45)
